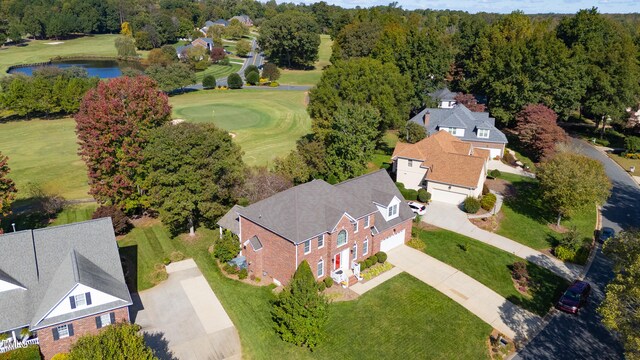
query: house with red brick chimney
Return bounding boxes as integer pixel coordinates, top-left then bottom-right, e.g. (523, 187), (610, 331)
(217, 170), (414, 286)
(0, 219), (132, 359)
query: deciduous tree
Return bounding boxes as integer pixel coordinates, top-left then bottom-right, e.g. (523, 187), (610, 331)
(144, 123), (245, 235)
(227, 73), (243, 89)
(271, 260), (328, 350)
(455, 93), (486, 112)
(258, 11), (320, 68)
(224, 18), (249, 40)
(537, 151), (611, 225)
(145, 63), (196, 92)
(261, 63), (281, 81)
(68, 323), (156, 360)
(0, 152), (17, 218)
(515, 104), (567, 161)
(235, 39), (251, 57)
(210, 46), (226, 63)
(114, 36), (137, 57)
(235, 167), (292, 204)
(600, 230), (640, 360)
(402, 122), (427, 144)
(273, 151), (311, 184)
(75, 76), (171, 212)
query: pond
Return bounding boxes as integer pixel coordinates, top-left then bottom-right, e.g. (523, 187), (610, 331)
(7, 59), (144, 78)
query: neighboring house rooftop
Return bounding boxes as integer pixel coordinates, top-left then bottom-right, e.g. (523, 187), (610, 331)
(193, 37), (214, 48)
(0, 218), (132, 332)
(409, 104), (508, 145)
(230, 15), (252, 25)
(392, 131), (488, 188)
(430, 87), (457, 102)
(226, 170), (413, 244)
(212, 19), (229, 26)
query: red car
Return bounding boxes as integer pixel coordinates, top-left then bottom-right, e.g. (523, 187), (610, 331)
(556, 280), (591, 314)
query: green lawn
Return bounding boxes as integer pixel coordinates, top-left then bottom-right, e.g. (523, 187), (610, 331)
(194, 63), (242, 83)
(279, 34), (332, 86)
(0, 35), (120, 74)
(170, 89), (311, 166)
(416, 228), (568, 316)
(607, 152), (640, 173)
(496, 173), (596, 250)
(0, 118), (89, 200)
(50, 203), (97, 226)
(119, 223), (491, 359)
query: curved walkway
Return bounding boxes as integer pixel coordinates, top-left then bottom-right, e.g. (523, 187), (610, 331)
(423, 201), (582, 281)
(387, 245), (543, 342)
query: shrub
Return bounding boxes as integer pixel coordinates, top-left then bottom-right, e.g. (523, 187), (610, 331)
(489, 169), (502, 178)
(214, 230), (240, 262)
(574, 246), (590, 265)
(244, 65), (260, 78)
(227, 73), (243, 89)
(149, 264), (168, 284)
(364, 259), (373, 268)
(401, 188), (418, 201)
(317, 281), (326, 291)
(511, 261), (529, 281)
(503, 152), (516, 166)
(376, 251), (387, 263)
(625, 135), (640, 154)
(269, 81), (279, 87)
(52, 354), (69, 360)
(464, 196), (481, 214)
(238, 268), (248, 280)
(459, 243), (469, 252)
(194, 60), (209, 71)
(323, 277), (333, 288)
(219, 57), (230, 66)
(254, 277), (261, 283)
(162, 257), (171, 265)
(418, 188), (431, 202)
(368, 255), (378, 264)
(0, 345), (41, 360)
(358, 260), (367, 271)
(246, 71), (260, 85)
(170, 251), (185, 262)
(559, 226), (583, 251)
(482, 183), (490, 195)
(226, 265), (239, 275)
(92, 205), (130, 235)
(481, 193), (497, 211)
(396, 182), (406, 191)
(202, 74), (217, 89)
(361, 262), (393, 281)
(554, 245), (577, 262)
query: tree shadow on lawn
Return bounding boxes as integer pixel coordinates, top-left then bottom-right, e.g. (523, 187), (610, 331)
(502, 179), (552, 225)
(506, 263), (569, 317)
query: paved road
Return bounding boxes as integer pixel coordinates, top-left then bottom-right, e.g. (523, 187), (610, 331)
(514, 138), (631, 360)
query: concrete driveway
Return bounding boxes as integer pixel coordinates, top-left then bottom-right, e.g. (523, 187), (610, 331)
(134, 259), (241, 360)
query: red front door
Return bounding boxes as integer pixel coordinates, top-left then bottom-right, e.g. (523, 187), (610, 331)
(334, 253), (341, 270)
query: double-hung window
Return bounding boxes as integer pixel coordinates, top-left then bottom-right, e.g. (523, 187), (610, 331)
(477, 129), (490, 138)
(317, 259), (324, 277)
(317, 234), (324, 248)
(304, 240), (311, 254)
(387, 204), (398, 217)
(363, 238), (369, 255)
(364, 216), (370, 228)
(337, 230), (347, 247)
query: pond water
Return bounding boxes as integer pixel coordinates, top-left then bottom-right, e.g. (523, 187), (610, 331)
(7, 59), (144, 78)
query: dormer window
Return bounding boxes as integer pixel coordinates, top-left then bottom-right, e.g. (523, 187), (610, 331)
(477, 129), (490, 138)
(387, 204), (398, 217)
(448, 128), (458, 136)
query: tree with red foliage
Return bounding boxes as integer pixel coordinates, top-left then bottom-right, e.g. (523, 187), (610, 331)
(0, 152), (17, 218)
(75, 76), (171, 213)
(454, 93), (486, 112)
(515, 104), (567, 161)
(210, 47), (226, 63)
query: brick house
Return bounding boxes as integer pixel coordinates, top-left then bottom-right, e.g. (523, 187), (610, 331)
(218, 170), (414, 286)
(0, 219), (132, 359)
(409, 103), (508, 158)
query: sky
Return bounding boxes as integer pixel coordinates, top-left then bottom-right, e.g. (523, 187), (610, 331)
(290, 0), (640, 14)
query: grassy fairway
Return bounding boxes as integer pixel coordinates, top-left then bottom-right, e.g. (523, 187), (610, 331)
(497, 173), (596, 250)
(416, 228), (567, 316)
(195, 63), (242, 83)
(0, 35), (120, 74)
(0, 118), (89, 200)
(170, 89), (311, 166)
(279, 34), (333, 86)
(119, 223), (491, 359)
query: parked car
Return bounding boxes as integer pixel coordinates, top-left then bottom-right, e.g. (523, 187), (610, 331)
(599, 227), (615, 243)
(556, 280), (591, 314)
(407, 201), (426, 215)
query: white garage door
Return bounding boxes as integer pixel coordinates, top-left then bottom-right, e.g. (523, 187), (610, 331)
(380, 230), (406, 252)
(478, 147), (502, 159)
(430, 188), (468, 205)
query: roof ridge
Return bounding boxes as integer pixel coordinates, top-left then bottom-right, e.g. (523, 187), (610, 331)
(335, 169), (386, 186)
(31, 217), (110, 233)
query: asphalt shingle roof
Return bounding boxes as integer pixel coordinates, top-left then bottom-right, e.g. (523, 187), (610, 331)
(232, 170), (413, 244)
(409, 104), (508, 145)
(0, 218), (132, 332)
(217, 205), (244, 236)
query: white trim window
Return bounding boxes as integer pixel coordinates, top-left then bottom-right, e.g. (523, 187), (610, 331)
(304, 240), (311, 254)
(57, 324), (70, 339)
(447, 128), (458, 135)
(477, 129), (490, 138)
(100, 313), (112, 327)
(353, 220), (359, 233)
(317, 258), (324, 278)
(337, 230), (347, 247)
(317, 234), (324, 249)
(408, 159), (413, 167)
(387, 204), (398, 217)
(74, 293), (86, 307)
(363, 238), (369, 255)
(364, 216), (370, 228)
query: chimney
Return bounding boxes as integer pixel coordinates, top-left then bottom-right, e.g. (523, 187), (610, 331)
(423, 110), (430, 128)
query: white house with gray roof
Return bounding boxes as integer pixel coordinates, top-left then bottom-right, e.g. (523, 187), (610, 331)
(0, 219), (132, 359)
(409, 104), (508, 158)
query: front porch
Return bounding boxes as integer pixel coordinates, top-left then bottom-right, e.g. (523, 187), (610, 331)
(0, 328), (39, 354)
(330, 261), (362, 288)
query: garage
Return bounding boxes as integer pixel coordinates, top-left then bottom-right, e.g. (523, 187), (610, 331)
(477, 147), (502, 159)
(430, 187), (468, 205)
(380, 230), (406, 252)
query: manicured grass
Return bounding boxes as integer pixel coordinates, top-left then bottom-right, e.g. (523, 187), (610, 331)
(279, 34), (333, 86)
(0, 118), (89, 200)
(416, 228), (568, 316)
(496, 173), (596, 250)
(170, 89), (311, 166)
(368, 131), (400, 172)
(50, 203), (97, 226)
(0, 35), (120, 74)
(509, 148), (536, 173)
(194, 63), (242, 83)
(607, 152), (640, 173)
(120, 224), (491, 359)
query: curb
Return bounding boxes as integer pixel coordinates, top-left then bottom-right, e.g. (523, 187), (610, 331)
(586, 140), (640, 189)
(579, 205), (602, 280)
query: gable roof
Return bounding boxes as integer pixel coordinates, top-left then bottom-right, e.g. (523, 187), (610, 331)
(430, 87), (457, 102)
(0, 219), (132, 332)
(217, 205), (244, 236)
(392, 131), (488, 188)
(232, 170), (413, 244)
(409, 104), (508, 145)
